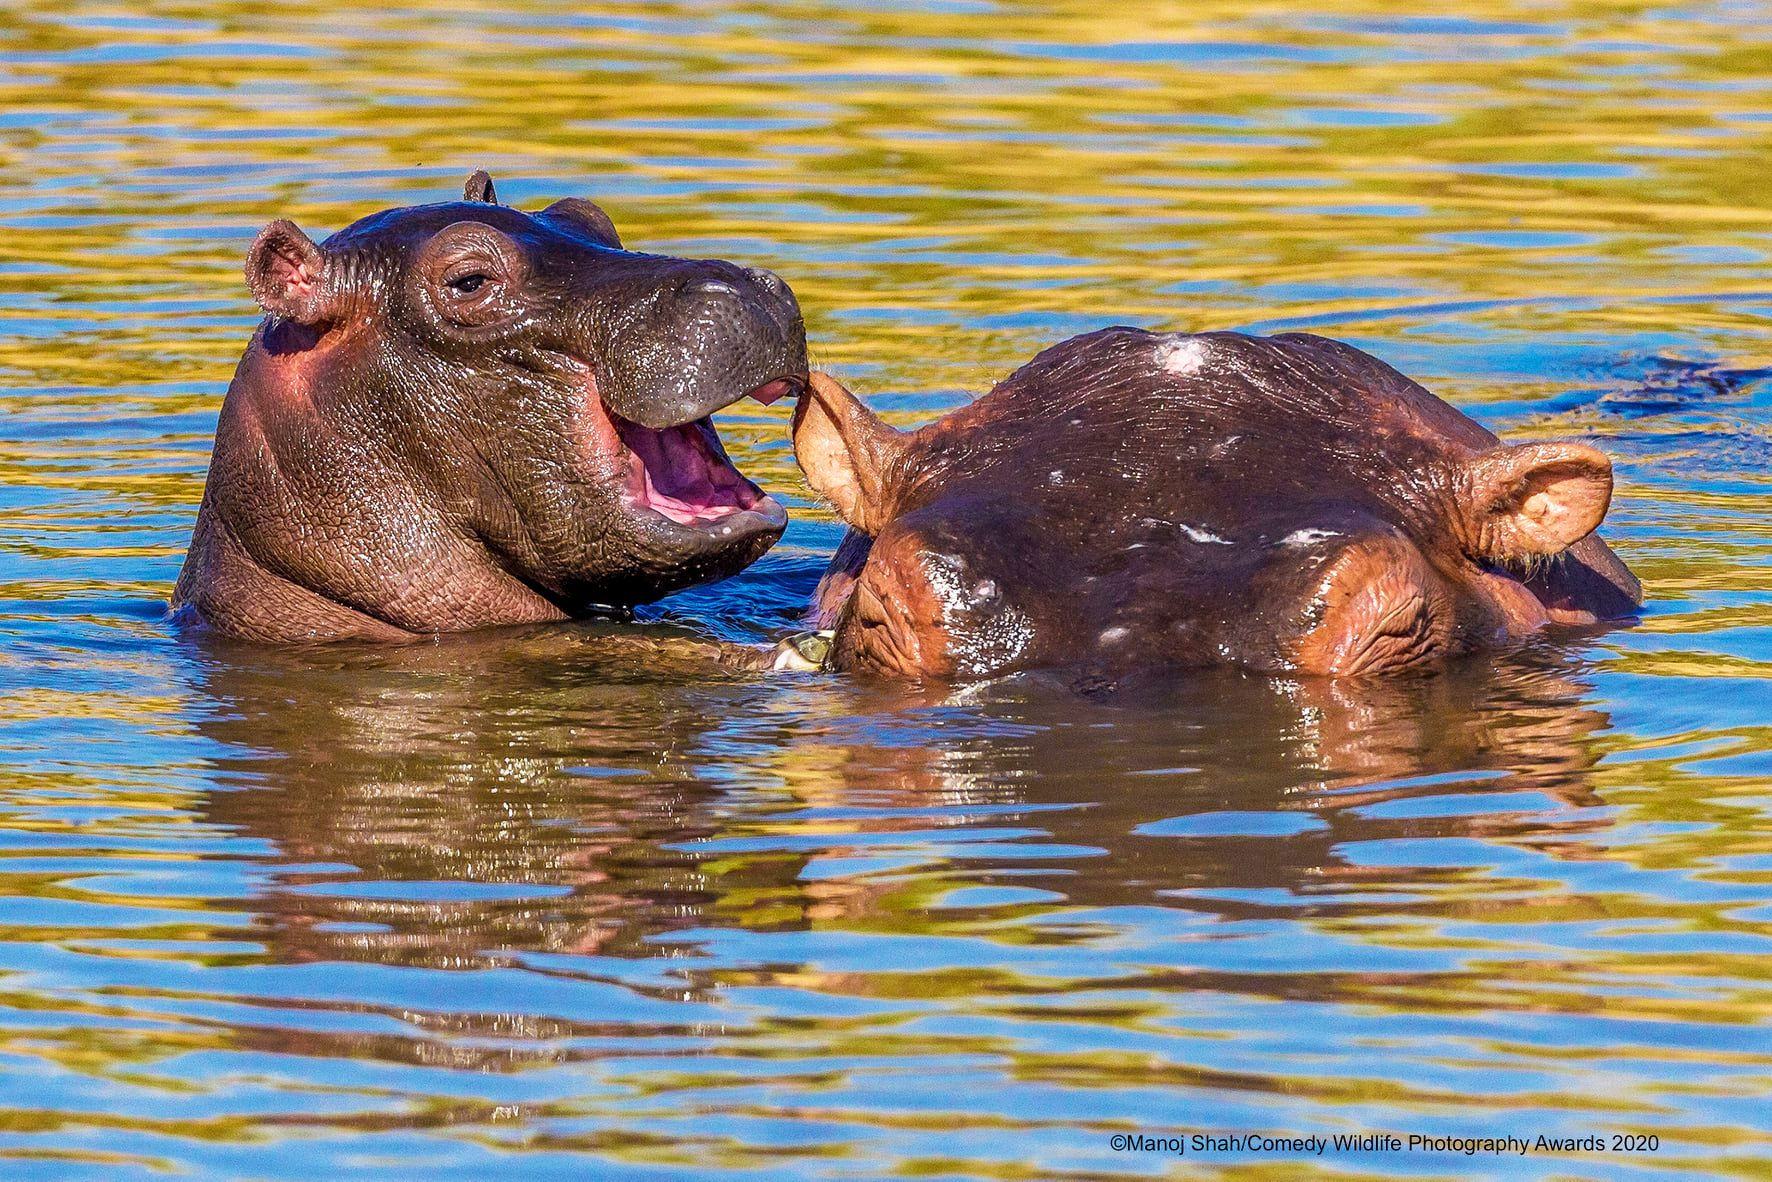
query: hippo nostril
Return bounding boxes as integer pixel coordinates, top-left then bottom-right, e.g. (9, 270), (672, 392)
(744, 266), (788, 296)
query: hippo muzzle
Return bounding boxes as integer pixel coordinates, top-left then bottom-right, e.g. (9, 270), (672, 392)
(590, 260), (805, 429)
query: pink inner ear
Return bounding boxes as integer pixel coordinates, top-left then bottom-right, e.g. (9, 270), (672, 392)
(272, 248), (315, 301)
(1517, 467), (1609, 544)
(1467, 442), (1613, 558)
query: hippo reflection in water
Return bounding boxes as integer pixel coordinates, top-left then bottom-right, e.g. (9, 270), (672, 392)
(791, 327), (1641, 681)
(174, 172), (807, 644)
(189, 628), (1619, 980)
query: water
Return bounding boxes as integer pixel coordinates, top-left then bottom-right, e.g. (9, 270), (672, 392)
(3, 1), (1771, 1177)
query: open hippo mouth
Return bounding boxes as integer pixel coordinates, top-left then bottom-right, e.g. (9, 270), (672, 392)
(608, 377), (798, 533)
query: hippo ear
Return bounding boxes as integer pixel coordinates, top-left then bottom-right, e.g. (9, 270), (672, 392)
(463, 169), (498, 204)
(1462, 441), (1614, 559)
(245, 219), (330, 324)
(541, 197), (621, 249)
(792, 372), (909, 533)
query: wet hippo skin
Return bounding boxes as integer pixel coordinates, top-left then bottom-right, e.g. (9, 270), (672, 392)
(174, 171), (808, 644)
(793, 326), (1641, 681)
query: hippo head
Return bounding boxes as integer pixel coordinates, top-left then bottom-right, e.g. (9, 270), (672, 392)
(175, 172), (807, 642)
(793, 327), (1641, 681)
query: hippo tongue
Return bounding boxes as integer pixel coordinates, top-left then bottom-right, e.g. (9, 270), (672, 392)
(748, 378), (795, 406)
(617, 416), (761, 525)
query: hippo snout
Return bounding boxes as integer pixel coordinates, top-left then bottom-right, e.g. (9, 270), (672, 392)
(594, 259), (808, 429)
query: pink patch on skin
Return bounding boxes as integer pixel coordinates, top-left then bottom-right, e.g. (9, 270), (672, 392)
(577, 375), (625, 463)
(252, 319), (340, 409)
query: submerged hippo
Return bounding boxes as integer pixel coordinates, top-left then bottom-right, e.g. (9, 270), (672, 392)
(174, 172), (806, 643)
(792, 327), (1640, 680)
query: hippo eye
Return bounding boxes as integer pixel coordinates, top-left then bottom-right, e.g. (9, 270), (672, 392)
(447, 273), (489, 295)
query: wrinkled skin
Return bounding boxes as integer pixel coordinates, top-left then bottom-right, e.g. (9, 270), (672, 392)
(174, 171), (807, 643)
(793, 327), (1641, 681)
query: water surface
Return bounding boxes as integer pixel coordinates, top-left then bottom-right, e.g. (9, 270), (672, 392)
(2, 1), (1771, 1178)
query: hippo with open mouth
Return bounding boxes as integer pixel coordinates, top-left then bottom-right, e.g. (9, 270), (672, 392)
(790, 326), (1641, 681)
(174, 172), (806, 643)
